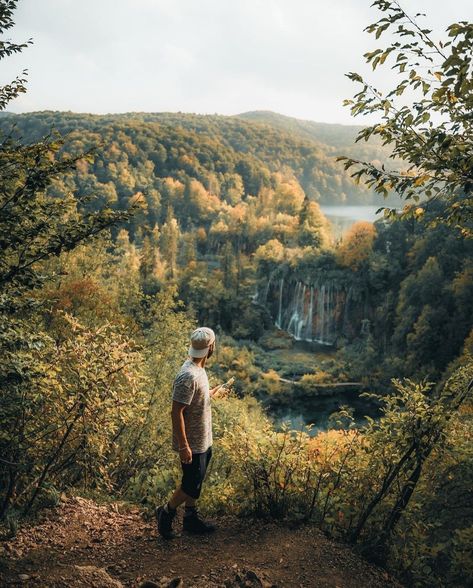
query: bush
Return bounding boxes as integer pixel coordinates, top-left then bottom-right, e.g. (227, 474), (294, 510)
(300, 371), (335, 387)
(213, 365), (473, 587)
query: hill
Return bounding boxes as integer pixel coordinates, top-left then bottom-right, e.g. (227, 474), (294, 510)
(0, 110), (393, 209)
(236, 110), (366, 149)
(235, 110), (391, 162)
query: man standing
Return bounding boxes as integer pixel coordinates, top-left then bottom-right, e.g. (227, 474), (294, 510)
(156, 326), (225, 540)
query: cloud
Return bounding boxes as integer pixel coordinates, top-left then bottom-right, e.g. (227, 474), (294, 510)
(2, 0), (471, 123)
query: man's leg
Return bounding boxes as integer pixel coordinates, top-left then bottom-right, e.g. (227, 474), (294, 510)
(168, 488), (198, 522)
(183, 493), (197, 519)
(157, 449), (214, 539)
(156, 459), (200, 539)
(168, 486), (192, 510)
(182, 447), (215, 534)
(182, 447), (208, 511)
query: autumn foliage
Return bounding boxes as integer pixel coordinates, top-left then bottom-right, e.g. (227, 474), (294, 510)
(336, 221), (376, 269)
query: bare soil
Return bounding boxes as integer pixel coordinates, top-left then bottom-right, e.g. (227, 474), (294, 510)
(0, 497), (403, 588)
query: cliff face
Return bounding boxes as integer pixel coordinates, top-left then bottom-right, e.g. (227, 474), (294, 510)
(0, 496), (403, 588)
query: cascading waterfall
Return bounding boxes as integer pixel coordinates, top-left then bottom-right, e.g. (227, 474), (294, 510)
(276, 277), (284, 328)
(272, 279), (344, 345)
(342, 286), (352, 335)
(264, 277), (271, 304)
(250, 270), (357, 346)
(307, 286), (314, 340)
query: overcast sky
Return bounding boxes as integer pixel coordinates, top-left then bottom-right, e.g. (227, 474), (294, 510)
(2, 0), (471, 124)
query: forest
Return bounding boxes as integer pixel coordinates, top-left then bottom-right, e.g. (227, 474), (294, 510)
(1, 1), (472, 587)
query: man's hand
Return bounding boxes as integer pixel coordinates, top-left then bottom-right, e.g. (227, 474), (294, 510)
(210, 384), (224, 398)
(179, 445), (192, 464)
(211, 377), (234, 399)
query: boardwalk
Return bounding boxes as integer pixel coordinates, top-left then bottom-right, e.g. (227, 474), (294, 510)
(279, 377), (363, 388)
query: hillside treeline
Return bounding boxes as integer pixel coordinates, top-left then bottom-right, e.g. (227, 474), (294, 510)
(1, 111), (470, 384)
(0, 110), (385, 226)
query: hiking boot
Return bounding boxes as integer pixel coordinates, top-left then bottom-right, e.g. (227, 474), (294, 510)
(156, 504), (176, 540)
(183, 509), (216, 534)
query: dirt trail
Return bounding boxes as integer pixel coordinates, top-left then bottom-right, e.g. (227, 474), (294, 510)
(0, 497), (403, 588)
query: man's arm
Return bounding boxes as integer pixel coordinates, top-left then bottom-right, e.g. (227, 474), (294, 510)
(171, 400), (192, 464)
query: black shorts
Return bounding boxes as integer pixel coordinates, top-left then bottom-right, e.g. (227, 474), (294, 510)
(180, 446), (212, 499)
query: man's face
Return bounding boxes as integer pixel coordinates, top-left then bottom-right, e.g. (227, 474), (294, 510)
(207, 343), (215, 359)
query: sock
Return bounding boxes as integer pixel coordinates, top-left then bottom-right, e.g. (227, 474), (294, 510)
(164, 502), (176, 514)
(184, 505), (197, 516)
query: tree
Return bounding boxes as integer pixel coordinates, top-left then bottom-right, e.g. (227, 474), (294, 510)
(348, 368), (473, 563)
(222, 173), (244, 205)
(221, 241), (237, 289)
(0, 0), (31, 109)
(0, 0), (135, 517)
(160, 206), (180, 279)
(336, 221), (377, 270)
(254, 238), (285, 277)
(139, 232), (166, 294)
(340, 1), (473, 236)
(297, 196), (331, 248)
(178, 229), (197, 268)
(272, 173), (305, 214)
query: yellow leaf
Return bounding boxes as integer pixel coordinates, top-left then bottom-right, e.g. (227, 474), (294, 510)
(413, 175), (428, 187)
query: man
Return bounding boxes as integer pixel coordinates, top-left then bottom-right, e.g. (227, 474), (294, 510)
(156, 326), (226, 540)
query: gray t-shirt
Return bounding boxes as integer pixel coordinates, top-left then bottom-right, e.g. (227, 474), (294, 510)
(171, 358), (212, 453)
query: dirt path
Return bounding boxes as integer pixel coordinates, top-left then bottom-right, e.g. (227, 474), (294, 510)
(0, 497), (403, 588)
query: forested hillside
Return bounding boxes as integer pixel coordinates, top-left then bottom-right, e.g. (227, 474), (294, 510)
(1, 2), (472, 587)
(236, 110), (390, 159)
(0, 110), (390, 211)
(1, 109), (469, 384)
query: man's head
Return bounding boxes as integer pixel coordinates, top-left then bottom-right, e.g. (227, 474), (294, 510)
(188, 327), (216, 360)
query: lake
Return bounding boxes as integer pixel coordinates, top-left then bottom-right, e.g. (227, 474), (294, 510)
(263, 345), (382, 437)
(271, 390), (382, 437)
(320, 205), (383, 236)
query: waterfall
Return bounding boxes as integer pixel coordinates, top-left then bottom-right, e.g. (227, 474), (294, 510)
(273, 279), (345, 346)
(276, 277), (284, 328)
(307, 286), (314, 341)
(313, 283), (326, 344)
(288, 282), (306, 339)
(343, 286), (352, 335)
(263, 276), (271, 304)
(298, 284), (307, 339)
(286, 282), (301, 336)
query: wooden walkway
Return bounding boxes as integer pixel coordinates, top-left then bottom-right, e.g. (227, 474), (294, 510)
(279, 377), (363, 388)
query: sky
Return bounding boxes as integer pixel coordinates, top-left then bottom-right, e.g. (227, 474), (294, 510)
(2, 0), (472, 124)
